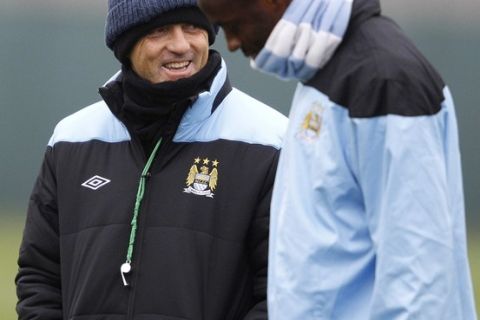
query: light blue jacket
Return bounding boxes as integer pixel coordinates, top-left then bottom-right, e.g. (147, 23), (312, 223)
(266, 0), (477, 319)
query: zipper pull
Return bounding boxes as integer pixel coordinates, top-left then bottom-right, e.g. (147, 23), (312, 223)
(120, 262), (131, 286)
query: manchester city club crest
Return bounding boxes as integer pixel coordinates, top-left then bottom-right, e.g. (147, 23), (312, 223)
(183, 157), (219, 198)
(297, 101), (325, 142)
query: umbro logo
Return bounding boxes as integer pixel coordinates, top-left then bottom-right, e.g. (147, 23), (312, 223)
(81, 175), (111, 190)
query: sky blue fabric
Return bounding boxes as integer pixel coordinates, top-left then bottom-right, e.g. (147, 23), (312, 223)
(253, 0), (353, 81)
(268, 83), (478, 319)
(48, 61), (287, 150)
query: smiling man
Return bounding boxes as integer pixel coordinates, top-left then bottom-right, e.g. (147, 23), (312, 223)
(198, 0), (478, 319)
(15, 1), (287, 319)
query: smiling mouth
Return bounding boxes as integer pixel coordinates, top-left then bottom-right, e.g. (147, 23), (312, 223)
(163, 61), (191, 70)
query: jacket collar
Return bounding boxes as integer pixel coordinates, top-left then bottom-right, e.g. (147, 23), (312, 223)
(252, 0), (354, 81)
(344, 0), (381, 37)
(177, 58), (231, 126)
(101, 58), (230, 121)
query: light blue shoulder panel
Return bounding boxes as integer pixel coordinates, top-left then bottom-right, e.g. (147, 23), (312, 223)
(48, 101), (130, 147)
(175, 84), (288, 149)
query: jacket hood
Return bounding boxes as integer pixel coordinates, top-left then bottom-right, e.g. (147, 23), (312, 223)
(346, 0), (381, 33)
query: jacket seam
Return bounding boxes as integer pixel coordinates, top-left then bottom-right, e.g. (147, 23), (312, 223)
(60, 224), (244, 244)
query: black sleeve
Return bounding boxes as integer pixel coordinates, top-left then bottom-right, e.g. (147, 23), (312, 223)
(243, 150), (280, 320)
(16, 147), (62, 320)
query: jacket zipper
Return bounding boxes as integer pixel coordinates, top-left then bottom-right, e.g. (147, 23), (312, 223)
(125, 136), (170, 320)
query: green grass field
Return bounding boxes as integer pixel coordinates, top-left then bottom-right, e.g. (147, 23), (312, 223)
(0, 215), (25, 320)
(1, 215), (478, 318)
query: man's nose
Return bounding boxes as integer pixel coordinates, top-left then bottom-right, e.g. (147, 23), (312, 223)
(166, 26), (190, 53)
(226, 35), (241, 52)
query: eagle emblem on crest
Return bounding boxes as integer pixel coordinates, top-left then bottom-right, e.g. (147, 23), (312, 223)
(184, 157), (219, 198)
(297, 101), (324, 141)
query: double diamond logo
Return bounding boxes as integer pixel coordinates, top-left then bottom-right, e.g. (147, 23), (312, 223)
(81, 175), (111, 190)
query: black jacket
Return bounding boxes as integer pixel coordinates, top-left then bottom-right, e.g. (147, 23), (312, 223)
(16, 63), (287, 320)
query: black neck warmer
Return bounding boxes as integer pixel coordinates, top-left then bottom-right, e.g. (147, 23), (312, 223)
(100, 50), (222, 155)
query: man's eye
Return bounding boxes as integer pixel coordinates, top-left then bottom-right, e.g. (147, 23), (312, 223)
(183, 24), (199, 32)
(149, 27), (168, 36)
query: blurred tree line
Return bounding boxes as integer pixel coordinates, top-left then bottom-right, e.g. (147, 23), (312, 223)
(0, 3), (478, 234)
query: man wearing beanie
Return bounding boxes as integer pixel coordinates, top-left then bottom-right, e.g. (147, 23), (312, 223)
(15, 1), (287, 319)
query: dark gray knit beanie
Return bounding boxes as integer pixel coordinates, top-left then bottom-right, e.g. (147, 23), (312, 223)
(105, 0), (216, 50)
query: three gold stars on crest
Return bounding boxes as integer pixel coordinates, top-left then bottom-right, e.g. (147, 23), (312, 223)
(194, 157), (219, 167)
